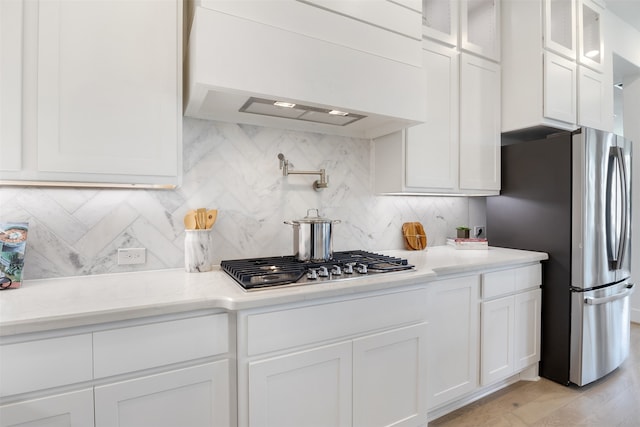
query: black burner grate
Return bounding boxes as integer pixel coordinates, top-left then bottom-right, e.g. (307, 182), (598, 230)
(221, 250), (413, 290)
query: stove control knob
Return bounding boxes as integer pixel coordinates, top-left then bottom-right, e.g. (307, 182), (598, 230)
(317, 266), (329, 277)
(307, 269), (318, 280)
(331, 265), (342, 275)
(357, 263), (368, 274)
(344, 263), (355, 274)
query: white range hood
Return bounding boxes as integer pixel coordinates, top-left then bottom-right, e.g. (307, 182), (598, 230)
(184, 5), (426, 139)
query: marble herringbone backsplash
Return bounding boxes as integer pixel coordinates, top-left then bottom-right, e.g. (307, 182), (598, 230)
(0, 118), (483, 280)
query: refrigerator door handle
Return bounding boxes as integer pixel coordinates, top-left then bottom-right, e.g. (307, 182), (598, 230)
(584, 283), (635, 305)
(607, 147), (629, 270)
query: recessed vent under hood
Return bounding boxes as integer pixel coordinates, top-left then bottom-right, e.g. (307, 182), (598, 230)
(239, 97), (366, 126)
(184, 6), (426, 139)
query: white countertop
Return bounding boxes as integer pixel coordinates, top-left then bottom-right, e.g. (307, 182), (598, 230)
(0, 246), (547, 336)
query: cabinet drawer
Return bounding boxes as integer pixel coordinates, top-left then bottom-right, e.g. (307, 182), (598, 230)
(0, 334), (93, 397)
(482, 264), (542, 299)
(94, 313), (228, 378)
(246, 289), (427, 356)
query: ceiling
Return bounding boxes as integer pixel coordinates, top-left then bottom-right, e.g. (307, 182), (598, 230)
(606, 0), (640, 32)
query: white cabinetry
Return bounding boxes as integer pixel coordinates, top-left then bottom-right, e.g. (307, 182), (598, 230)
(0, 389), (94, 427)
(426, 275), (479, 409)
(0, 0), (22, 173)
(502, 0), (613, 134)
(374, 48), (500, 194)
(238, 290), (429, 427)
(248, 342), (353, 427)
(480, 265), (542, 386)
(460, 0), (500, 61)
(0, 0), (182, 188)
(0, 312), (231, 427)
(95, 361), (230, 427)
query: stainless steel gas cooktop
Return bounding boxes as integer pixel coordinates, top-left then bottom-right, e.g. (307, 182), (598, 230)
(221, 250), (414, 291)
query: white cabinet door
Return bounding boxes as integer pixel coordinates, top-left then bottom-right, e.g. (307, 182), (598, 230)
(406, 43), (458, 190)
(353, 323), (428, 427)
(514, 289), (542, 370)
(0, 0), (22, 173)
(544, 50), (577, 124)
(577, 0), (604, 72)
(578, 65), (613, 131)
(34, 0), (180, 185)
(422, 0), (459, 45)
(0, 389), (94, 427)
(427, 276), (479, 409)
(543, 0), (576, 60)
(481, 296), (515, 385)
(94, 361), (231, 427)
(460, 0), (500, 61)
(248, 342), (352, 427)
(459, 53), (500, 191)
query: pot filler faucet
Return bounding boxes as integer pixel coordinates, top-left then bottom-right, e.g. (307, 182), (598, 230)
(277, 153), (328, 191)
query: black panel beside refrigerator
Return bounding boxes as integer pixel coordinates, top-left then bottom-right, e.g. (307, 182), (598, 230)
(487, 128), (633, 386)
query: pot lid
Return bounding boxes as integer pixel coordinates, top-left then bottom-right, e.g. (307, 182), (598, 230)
(292, 209), (335, 224)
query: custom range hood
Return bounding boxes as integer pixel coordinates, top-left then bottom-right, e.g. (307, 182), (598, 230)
(184, 5), (426, 139)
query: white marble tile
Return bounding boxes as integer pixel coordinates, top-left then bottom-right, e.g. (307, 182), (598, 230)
(0, 118), (485, 280)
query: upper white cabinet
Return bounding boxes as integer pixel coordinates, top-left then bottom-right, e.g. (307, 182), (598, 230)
(422, 0), (458, 45)
(422, 0), (500, 61)
(0, 0), (22, 173)
(374, 0), (501, 196)
(502, 0), (613, 134)
(0, 0), (182, 188)
(460, 0), (500, 62)
(544, 0), (577, 59)
(459, 53), (501, 191)
(578, 0), (604, 72)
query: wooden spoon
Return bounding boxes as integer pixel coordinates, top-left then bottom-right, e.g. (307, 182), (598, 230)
(183, 210), (197, 230)
(205, 209), (218, 229)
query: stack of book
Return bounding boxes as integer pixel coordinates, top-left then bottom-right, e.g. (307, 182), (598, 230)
(446, 237), (488, 250)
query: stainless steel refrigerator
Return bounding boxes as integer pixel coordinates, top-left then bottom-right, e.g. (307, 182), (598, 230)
(487, 127), (635, 386)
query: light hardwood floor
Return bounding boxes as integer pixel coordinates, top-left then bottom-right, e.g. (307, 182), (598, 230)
(429, 323), (640, 426)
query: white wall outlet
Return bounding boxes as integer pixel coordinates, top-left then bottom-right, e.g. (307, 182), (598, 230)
(117, 248), (146, 265)
(473, 225), (485, 239)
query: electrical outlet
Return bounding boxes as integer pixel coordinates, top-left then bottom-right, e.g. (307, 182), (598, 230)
(117, 248), (146, 265)
(473, 225), (485, 238)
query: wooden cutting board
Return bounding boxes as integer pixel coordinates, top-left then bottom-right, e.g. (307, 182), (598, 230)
(402, 222), (427, 250)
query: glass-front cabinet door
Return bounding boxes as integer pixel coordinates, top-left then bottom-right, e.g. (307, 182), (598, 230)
(543, 0), (576, 60)
(460, 0), (500, 61)
(422, 0), (458, 45)
(578, 0), (604, 72)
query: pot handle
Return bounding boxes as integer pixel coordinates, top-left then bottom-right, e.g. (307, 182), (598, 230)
(306, 208), (320, 217)
(284, 221), (297, 226)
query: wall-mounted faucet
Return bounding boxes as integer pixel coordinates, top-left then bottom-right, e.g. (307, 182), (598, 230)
(278, 153), (328, 191)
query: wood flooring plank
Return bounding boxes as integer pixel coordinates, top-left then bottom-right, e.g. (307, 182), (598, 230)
(429, 323), (640, 427)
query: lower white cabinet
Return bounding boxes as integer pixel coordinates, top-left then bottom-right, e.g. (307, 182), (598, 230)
(240, 290), (429, 427)
(0, 389), (94, 427)
(426, 275), (479, 409)
(247, 323), (428, 427)
(353, 324), (428, 427)
(481, 294), (516, 384)
(481, 266), (542, 386)
(248, 342), (353, 427)
(0, 312), (231, 427)
(95, 361), (230, 427)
